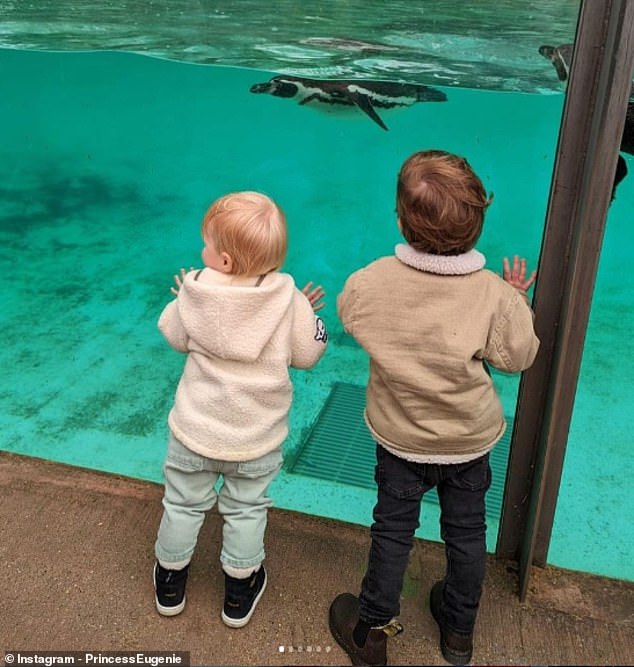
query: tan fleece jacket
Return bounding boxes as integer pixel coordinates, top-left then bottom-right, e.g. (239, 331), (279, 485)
(337, 245), (539, 460)
(159, 268), (327, 461)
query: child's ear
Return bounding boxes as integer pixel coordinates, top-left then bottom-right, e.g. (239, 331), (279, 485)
(220, 252), (234, 274)
(396, 217), (403, 232)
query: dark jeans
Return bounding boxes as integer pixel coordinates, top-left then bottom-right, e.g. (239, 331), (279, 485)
(359, 444), (491, 634)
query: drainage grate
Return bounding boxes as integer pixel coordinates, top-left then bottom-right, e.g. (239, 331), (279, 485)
(288, 382), (512, 519)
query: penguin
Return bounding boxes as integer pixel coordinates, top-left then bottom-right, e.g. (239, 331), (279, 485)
(538, 44), (574, 82)
(539, 42), (633, 199)
(249, 75), (447, 130)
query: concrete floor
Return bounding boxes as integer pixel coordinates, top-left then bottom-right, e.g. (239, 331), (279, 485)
(1, 451), (632, 666)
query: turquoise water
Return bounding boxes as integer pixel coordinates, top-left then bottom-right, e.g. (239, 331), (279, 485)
(1, 1), (633, 582)
(0, 0), (578, 93)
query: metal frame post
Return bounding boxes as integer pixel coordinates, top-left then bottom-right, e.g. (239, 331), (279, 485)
(496, 0), (634, 600)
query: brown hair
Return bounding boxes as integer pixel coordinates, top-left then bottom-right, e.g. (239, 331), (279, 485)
(396, 150), (492, 255)
(201, 191), (288, 276)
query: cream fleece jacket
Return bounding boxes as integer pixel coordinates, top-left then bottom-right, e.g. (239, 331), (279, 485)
(338, 245), (539, 461)
(159, 268), (327, 461)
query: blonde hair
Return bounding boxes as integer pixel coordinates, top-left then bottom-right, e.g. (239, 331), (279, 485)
(396, 150), (492, 255)
(201, 191), (288, 276)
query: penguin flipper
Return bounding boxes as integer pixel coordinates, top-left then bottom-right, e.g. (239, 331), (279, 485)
(551, 53), (570, 82)
(344, 90), (389, 131)
(538, 44), (569, 82)
(299, 93), (319, 106)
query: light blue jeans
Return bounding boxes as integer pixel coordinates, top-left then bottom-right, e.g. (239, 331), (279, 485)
(155, 432), (283, 571)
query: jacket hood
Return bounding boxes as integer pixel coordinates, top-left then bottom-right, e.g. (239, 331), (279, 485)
(176, 270), (296, 362)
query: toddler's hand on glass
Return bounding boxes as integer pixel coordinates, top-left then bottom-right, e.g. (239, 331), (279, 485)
(503, 255), (537, 292)
(170, 267), (195, 296)
(302, 281), (326, 312)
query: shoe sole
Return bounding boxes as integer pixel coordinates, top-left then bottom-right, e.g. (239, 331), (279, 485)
(153, 564), (186, 617)
(439, 637), (471, 666)
(221, 569), (267, 628)
(155, 594), (186, 616)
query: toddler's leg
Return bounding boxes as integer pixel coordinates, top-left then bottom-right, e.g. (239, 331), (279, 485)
(436, 454), (490, 636)
(153, 434), (219, 616)
(329, 445), (416, 666)
(432, 453), (490, 664)
(359, 446), (426, 627)
(155, 434), (219, 567)
(216, 448), (282, 627)
(217, 448), (283, 572)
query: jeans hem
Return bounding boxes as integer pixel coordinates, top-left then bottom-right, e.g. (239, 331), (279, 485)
(155, 542), (195, 566)
(220, 549), (266, 570)
(360, 613), (395, 627)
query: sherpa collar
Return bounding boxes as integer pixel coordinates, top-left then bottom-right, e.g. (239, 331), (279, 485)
(395, 243), (486, 275)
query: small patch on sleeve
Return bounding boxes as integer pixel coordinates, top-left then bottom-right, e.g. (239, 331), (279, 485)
(314, 317), (328, 343)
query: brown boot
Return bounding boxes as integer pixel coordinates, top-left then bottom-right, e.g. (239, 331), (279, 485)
(328, 593), (403, 666)
(429, 581), (473, 665)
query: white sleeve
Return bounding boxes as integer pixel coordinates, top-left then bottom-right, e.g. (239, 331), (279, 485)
(157, 299), (189, 352)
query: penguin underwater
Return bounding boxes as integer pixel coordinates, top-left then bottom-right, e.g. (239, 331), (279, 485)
(249, 75), (447, 130)
(538, 44), (575, 83)
(539, 42), (633, 198)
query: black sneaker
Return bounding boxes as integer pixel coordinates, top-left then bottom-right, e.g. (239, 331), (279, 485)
(154, 562), (189, 616)
(429, 581), (473, 665)
(221, 566), (267, 628)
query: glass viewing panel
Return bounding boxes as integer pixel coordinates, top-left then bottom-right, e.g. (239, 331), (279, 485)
(5, 1), (617, 572)
(548, 162), (634, 581)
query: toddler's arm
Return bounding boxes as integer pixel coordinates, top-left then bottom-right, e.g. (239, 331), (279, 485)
(483, 255), (539, 372)
(158, 268), (195, 352)
(290, 289), (328, 369)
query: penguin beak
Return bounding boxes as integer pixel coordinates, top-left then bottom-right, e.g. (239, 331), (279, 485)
(250, 82), (271, 94)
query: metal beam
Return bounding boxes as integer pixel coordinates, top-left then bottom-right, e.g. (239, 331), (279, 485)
(496, 0), (634, 600)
